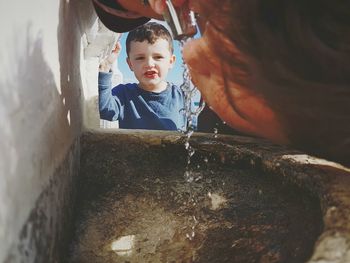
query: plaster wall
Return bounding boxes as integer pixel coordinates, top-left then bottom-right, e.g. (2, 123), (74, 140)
(0, 0), (98, 261)
(82, 20), (121, 129)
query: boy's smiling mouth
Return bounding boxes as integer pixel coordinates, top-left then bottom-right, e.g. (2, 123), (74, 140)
(144, 70), (158, 79)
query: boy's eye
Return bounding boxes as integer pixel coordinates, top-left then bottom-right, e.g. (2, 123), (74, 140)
(154, 55), (164, 60)
(135, 57), (144, 60)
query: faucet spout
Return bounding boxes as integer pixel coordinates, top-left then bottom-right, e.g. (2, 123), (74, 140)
(163, 0), (197, 40)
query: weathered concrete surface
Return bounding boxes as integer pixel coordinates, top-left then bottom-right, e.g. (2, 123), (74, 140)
(5, 140), (79, 263)
(80, 129), (350, 263)
(0, 0), (95, 262)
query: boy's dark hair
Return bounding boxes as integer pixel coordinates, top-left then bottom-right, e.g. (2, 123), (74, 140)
(126, 22), (174, 56)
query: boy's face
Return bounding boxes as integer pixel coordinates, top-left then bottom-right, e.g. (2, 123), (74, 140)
(127, 38), (175, 92)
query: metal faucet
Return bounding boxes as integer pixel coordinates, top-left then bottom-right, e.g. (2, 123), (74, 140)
(162, 0), (197, 40)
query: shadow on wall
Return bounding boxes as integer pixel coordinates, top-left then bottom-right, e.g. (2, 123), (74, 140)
(0, 2), (82, 179)
(1, 0), (83, 261)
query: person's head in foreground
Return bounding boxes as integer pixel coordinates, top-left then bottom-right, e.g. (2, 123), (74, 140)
(126, 21), (176, 93)
(94, 0), (350, 166)
(183, 0), (350, 166)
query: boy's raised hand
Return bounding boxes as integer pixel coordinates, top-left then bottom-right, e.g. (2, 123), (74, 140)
(99, 42), (122, 73)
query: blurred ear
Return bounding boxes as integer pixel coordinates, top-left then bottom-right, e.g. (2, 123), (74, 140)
(169, 54), (176, 69)
(126, 57), (134, 71)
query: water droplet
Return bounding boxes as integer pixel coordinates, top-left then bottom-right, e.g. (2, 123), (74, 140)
(188, 147), (195, 157)
(194, 175), (202, 182)
(213, 128), (218, 138)
(184, 171), (194, 183)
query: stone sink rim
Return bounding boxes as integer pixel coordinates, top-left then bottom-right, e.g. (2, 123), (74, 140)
(83, 129), (350, 263)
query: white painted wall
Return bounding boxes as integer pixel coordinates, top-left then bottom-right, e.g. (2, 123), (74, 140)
(0, 0), (99, 261)
(0, 0), (122, 260)
(81, 20), (121, 129)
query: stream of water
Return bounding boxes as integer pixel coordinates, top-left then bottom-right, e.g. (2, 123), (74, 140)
(178, 38), (206, 240)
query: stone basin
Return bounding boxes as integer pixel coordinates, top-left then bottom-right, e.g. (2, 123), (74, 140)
(67, 130), (350, 263)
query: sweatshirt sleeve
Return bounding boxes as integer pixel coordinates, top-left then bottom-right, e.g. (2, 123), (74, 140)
(98, 71), (121, 121)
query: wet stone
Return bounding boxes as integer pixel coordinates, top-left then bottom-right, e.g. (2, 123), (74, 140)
(68, 146), (322, 263)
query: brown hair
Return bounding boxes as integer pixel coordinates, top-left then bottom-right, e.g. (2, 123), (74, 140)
(200, 0), (350, 164)
(125, 22), (174, 56)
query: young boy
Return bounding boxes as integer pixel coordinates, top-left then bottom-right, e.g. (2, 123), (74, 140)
(98, 22), (185, 131)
